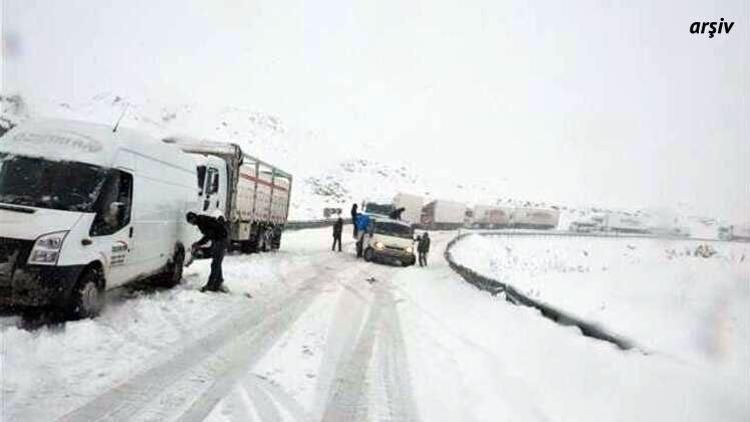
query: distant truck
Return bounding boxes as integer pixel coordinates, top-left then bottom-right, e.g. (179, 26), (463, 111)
(421, 200), (466, 230)
(569, 219), (600, 233)
(393, 193), (424, 225)
(601, 213), (648, 234)
(164, 138), (292, 253)
(509, 207), (559, 230)
(718, 224), (750, 241)
(472, 205), (512, 228)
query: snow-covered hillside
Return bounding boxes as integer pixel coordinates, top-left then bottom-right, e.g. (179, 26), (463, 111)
(0, 94), (730, 230)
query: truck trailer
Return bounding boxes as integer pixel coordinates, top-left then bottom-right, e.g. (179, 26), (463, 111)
(509, 207), (559, 229)
(420, 200), (466, 230)
(472, 205), (512, 228)
(164, 138), (292, 253)
(719, 224), (750, 241)
(601, 213), (648, 234)
(393, 193), (424, 225)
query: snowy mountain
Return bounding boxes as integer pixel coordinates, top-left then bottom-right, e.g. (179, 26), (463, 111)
(0, 93), (728, 231)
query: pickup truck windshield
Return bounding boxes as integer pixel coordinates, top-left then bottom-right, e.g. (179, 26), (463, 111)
(374, 221), (413, 239)
(0, 153), (108, 212)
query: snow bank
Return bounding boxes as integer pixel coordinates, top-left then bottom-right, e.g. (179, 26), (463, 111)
(451, 234), (750, 374)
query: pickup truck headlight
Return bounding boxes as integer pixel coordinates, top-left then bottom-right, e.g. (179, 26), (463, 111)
(28, 231), (68, 266)
(374, 241), (385, 250)
(406, 246), (413, 254)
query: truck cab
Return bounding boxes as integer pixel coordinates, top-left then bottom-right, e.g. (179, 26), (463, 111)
(193, 154), (228, 218)
(360, 216), (416, 266)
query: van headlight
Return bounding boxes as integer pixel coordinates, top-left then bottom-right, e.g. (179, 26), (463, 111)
(406, 246), (413, 254)
(28, 231), (68, 266)
(374, 241), (385, 250)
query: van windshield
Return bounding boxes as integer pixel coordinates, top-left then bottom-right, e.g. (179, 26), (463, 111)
(0, 153), (109, 212)
(374, 221), (413, 239)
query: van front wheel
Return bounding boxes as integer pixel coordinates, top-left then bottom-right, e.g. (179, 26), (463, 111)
(66, 268), (105, 319)
(160, 248), (185, 288)
(363, 248), (374, 262)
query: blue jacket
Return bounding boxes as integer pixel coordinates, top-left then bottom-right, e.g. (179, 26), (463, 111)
(355, 213), (372, 232)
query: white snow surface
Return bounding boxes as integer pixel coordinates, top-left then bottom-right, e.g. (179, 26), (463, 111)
(1, 228), (748, 421)
(451, 233), (750, 378)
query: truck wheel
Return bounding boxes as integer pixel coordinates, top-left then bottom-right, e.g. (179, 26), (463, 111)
(271, 227), (282, 250)
(66, 267), (105, 319)
(160, 248), (184, 288)
(260, 227), (273, 252)
(364, 248), (374, 262)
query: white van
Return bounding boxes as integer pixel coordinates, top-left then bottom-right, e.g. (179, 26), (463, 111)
(360, 215), (416, 266)
(0, 119), (199, 318)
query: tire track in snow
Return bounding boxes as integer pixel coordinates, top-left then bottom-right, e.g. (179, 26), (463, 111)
(56, 257), (343, 422)
(320, 266), (420, 422)
(378, 283), (420, 422)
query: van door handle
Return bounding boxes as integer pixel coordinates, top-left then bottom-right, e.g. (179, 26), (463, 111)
(129, 227), (134, 238)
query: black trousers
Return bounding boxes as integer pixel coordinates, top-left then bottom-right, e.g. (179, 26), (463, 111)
(332, 235), (342, 251)
(207, 238), (227, 290)
(419, 252), (428, 267)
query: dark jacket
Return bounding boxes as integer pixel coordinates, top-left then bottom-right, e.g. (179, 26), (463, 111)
(350, 204), (358, 220)
(389, 207), (405, 220)
(418, 235), (431, 253)
(333, 218), (343, 237)
(194, 215), (228, 246)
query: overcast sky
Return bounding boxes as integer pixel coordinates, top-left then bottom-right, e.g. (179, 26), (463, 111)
(2, 0), (748, 220)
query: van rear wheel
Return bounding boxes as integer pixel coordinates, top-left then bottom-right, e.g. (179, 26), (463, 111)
(66, 268), (104, 319)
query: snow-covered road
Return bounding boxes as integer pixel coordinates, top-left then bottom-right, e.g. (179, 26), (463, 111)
(1, 228), (748, 421)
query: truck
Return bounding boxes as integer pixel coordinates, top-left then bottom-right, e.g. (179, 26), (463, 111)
(0, 119), (199, 318)
(601, 213), (648, 234)
(509, 207), (559, 229)
(164, 138), (292, 253)
(719, 224), (750, 241)
(420, 200), (466, 230)
(472, 205), (512, 228)
(392, 193), (424, 225)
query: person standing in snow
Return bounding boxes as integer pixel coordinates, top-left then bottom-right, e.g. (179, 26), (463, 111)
(186, 212), (229, 292)
(355, 213), (372, 258)
(350, 203), (359, 238)
(418, 231), (431, 267)
(332, 215), (343, 252)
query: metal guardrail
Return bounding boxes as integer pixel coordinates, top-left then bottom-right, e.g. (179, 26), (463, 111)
(285, 218), (352, 231)
(444, 232), (638, 351)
